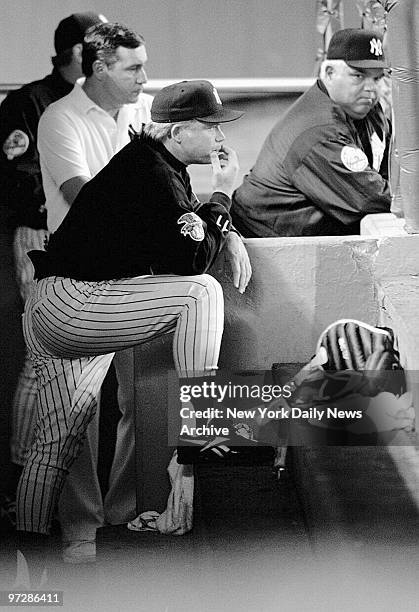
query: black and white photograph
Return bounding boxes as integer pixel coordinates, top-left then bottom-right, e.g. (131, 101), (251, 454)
(1, 1), (418, 611)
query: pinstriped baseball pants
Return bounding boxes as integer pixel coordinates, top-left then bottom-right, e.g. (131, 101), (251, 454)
(16, 273), (224, 533)
(11, 228), (137, 539)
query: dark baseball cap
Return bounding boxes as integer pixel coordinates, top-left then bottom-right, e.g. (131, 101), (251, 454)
(327, 28), (387, 68)
(54, 12), (108, 54)
(151, 80), (243, 123)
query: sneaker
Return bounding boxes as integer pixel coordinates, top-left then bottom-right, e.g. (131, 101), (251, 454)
(177, 434), (238, 464)
(177, 429), (274, 465)
(62, 540), (96, 564)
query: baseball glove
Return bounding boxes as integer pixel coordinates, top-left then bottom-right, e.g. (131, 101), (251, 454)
(311, 318), (405, 397)
(315, 319), (399, 371)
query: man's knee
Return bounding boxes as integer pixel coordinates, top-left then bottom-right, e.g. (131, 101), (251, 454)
(28, 433), (85, 473)
(187, 273), (223, 301)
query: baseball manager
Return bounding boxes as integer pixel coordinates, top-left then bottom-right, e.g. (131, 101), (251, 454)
(16, 80), (247, 538)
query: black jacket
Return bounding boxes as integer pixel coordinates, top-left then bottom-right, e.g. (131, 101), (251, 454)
(232, 80), (391, 237)
(30, 134), (232, 281)
(0, 69), (73, 232)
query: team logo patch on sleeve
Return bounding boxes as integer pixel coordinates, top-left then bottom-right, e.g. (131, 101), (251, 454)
(340, 146), (368, 172)
(3, 129), (30, 160)
(177, 212), (205, 241)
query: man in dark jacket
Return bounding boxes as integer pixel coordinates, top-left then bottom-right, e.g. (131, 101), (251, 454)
(231, 28), (391, 237)
(0, 12), (106, 234)
(16, 80), (244, 539)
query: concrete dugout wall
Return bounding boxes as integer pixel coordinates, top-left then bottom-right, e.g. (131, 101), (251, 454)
(134, 234), (419, 513)
(214, 236), (380, 368)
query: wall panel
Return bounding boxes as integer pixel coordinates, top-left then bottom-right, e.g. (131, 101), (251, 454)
(0, 0), (360, 85)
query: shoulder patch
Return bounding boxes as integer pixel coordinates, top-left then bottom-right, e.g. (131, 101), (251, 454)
(340, 146), (368, 172)
(177, 212), (205, 242)
(3, 129), (29, 160)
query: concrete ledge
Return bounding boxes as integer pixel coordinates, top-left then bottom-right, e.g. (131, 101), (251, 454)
(373, 234), (419, 278)
(131, 233), (419, 393)
(214, 236), (380, 367)
(361, 212), (408, 236)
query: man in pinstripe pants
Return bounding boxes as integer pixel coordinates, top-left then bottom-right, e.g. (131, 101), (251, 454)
(35, 22), (153, 563)
(16, 80), (251, 552)
(0, 12), (106, 523)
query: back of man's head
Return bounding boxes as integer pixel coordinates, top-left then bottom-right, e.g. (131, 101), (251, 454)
(82, 22), (145, 77)
(52, 12), (107, 69)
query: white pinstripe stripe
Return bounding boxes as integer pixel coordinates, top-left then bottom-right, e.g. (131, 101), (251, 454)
(17, 352), (114, 533)
(17, 272), (224, 532)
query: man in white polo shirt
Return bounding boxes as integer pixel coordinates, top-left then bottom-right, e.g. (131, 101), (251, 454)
(39, 23), (151, 231)
(37, 21), (152, 563)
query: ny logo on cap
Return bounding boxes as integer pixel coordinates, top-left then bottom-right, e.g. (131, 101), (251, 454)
(369, 38), (383, 57)
(213, 87), (222, 105)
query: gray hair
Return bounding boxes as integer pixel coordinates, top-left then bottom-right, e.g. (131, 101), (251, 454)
(143, 122), (173, 141)
(143, 119), (199, 142)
